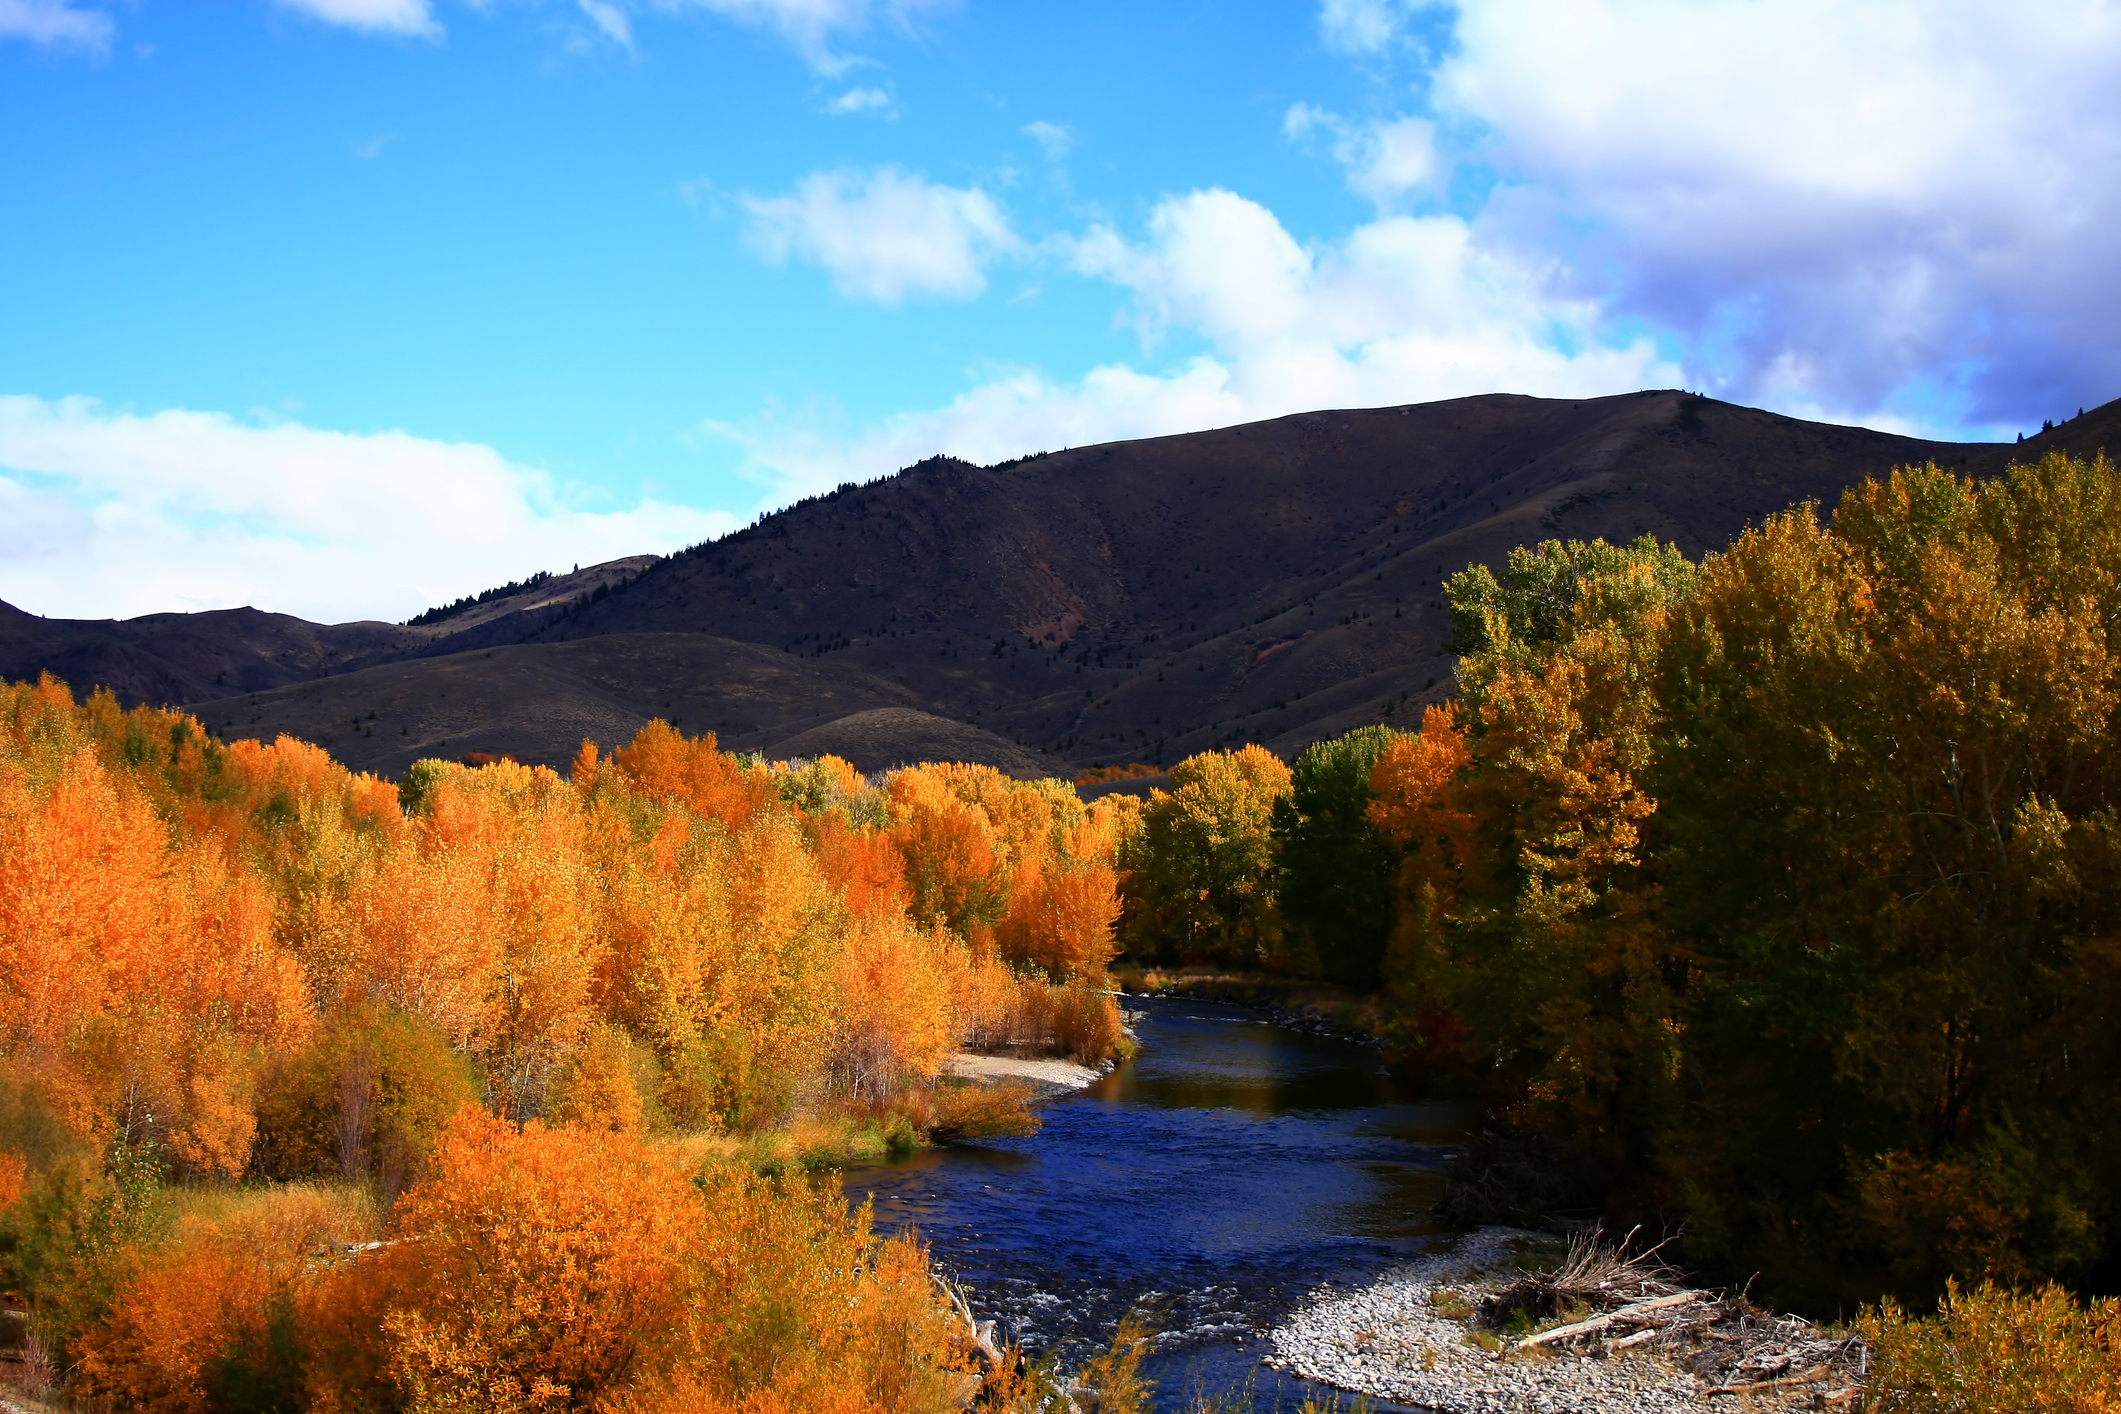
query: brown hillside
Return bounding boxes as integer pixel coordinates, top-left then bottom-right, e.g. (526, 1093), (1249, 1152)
(536, 389), (1982, 766)
(185, 632), (919, 778)
(10, 386), (2071, 774)
(1965, 398), (2121, 478)
(763, 707), (1052, 777)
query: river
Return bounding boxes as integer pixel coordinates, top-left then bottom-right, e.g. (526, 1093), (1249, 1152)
(842, 995), (1476, 1411)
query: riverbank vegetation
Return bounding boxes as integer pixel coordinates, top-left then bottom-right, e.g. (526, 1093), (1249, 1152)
(1119, 450), (2121, 1338)
(0, 677), (1135, 1408)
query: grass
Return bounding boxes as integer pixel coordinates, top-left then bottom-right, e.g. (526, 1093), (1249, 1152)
(659, 1077), (1042, 1177)
(730, 1111), (923, 1176)
(167, 1179), (381, 1246)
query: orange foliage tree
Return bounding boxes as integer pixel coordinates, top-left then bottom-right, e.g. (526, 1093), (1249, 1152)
(303, 1111), (973, 1414)
(0, 682), (1135, 1404)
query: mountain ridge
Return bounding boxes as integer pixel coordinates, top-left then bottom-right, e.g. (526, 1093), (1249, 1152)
(9, 386), (2111, 777)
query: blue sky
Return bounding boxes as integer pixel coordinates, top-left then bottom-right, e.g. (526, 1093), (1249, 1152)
(3, 0), (2118, 623)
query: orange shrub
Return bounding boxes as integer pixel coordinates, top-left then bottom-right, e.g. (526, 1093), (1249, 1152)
(72, 1184), (374, 1414)
(305, 1110), (970, 1414)
(1863, 1278), (2121, 1412)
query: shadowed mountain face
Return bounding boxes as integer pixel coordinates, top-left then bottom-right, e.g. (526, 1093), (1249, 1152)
(0, 557), (656, 713)
(11, 388), (2107, 778)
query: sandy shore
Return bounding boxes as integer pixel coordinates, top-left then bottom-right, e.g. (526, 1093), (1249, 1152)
(1266, 1229), (1708, 1414)
(943, 1052), (1105, 1098)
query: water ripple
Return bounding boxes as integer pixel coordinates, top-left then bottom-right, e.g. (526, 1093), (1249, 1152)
(843, 996), (1474, 1410)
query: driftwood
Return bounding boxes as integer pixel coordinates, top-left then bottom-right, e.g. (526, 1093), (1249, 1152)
(936, 1274), (1003, 1367)
(1484, 1230), (1872, 1407)
(1516, 1289), (1709, 1347)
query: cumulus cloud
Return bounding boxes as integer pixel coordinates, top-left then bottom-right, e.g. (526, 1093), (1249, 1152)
(1426, 0), (2121, 427)
(654, 0), (953, 73)
(712, 188), (1673, 497)
(827, 85), (891, 114)
(577, 0), (633, 46)
(1023, 121), (1074, 160)
(270, 0), (440, 37)
(0, 0), (113, 51)
(741, 166), (1021, 304)
(0, 397), (733, 623)
(1285, 104), (1441, 208)
(1317, 0), (1417, 54)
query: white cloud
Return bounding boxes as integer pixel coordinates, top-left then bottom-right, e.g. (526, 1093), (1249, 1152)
(712, 188), (1673, 497)
(271, 0), (440, 37)
(1317, 0), (1415, 54)
(653, 0), (953, 73)
(0, 0), (112, 51)
(1023, 121), (1073, 160)
(0, 397), (733, 623)
(828, 85), (891, 113)
(577, 0), (633, 46)
(1285, 104), (1440, 208)
(1427, 0), (2121, 426)
(741, 166), (1021, 305)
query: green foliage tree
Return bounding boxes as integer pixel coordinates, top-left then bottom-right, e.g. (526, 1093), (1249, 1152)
(254, 1007), (478, 1199)
(1271, 725), (1404, 986)
(1645, 455), (2121, 1304)
(1445, 533), (1698, 663)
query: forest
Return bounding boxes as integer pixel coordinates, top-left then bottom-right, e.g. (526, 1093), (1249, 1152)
(1126, 449), (2121, 1316)
(4, 450), (2120, 1410)
(0, 683), (1134, 1411)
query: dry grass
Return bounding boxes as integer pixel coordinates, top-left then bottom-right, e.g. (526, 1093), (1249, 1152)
(656, 1078), (1040, 1172)
(168, 1180), (380, 1248)
(1479, 1227), (1684, 1331)
(727, 1110), (924, 1174)
(969, 981), (1123, 1066)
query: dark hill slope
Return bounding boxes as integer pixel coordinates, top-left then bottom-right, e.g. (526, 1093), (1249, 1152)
(10, 387), (2049, 774)
(536, 389), (1975, 766)
(1967, 398), (2121, 478)
(184, 632), (924, 779)
(0, 557), (657, 709)
(0, 599), (416, 707)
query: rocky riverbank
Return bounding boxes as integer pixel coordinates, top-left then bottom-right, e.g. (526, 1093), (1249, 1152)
(1266, 1228), (1866, 1413)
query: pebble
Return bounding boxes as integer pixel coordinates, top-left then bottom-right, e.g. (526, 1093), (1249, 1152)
(1264, 1228), (1709, 1414)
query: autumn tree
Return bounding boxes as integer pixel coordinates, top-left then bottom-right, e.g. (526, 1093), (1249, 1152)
(1119, 745), (1292, 967)
(1648, 455), (2121, 1302)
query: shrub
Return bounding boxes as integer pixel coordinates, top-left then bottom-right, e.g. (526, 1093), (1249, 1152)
(70, 1183), (374, 1414)
(974, 981), (1122, 1066)
(1863, 1278), (2121, 1413)
(303, 1109), (973, 1413)
(928, 1080), (1041, 1144)
(253, 1007), (477, 1197)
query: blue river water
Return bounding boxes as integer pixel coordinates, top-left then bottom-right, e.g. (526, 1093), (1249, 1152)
(841, 996), (1475, 1410)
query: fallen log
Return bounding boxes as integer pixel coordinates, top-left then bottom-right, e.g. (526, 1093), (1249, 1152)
(1704, 1363), (1831, 1396)
(1517, 1289), (1710, 1348)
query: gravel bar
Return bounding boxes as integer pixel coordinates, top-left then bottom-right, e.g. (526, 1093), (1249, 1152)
(1265, 1228), (1707, 1414)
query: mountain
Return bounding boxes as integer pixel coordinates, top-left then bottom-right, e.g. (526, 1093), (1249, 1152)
(12, 387), (2107, 778)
